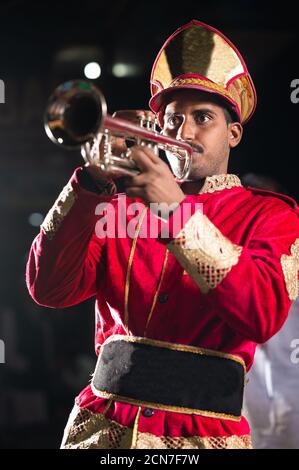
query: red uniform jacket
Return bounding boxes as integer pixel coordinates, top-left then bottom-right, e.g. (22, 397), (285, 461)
(26, 168), (299, 449)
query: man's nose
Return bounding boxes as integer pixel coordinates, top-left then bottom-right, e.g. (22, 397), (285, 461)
(176, 118), (195, 141)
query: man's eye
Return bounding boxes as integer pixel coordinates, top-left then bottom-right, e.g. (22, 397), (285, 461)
(196, 114), (210, 124)
(167, 116), (180, 127)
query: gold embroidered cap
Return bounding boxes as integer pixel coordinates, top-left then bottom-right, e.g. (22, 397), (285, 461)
(149, 19), (257, 125)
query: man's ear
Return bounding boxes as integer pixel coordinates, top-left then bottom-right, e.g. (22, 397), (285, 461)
(228, 122), (243, 148)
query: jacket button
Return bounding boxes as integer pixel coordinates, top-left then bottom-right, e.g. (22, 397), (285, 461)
(158, 293), (169, 303)
(142, 408), (154, 417)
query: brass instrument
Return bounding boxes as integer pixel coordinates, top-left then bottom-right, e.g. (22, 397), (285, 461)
(44, 80), (193, 181)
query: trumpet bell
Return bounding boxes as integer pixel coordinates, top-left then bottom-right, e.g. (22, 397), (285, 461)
(44, 80), (107, 149)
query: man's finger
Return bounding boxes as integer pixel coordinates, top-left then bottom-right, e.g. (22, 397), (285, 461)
(122, 173), (147, 189)
(124, 186), (144, 199)
(138, 144), (161, 164)
(128, 146), (158, 172)
(129, 145), (161, 171)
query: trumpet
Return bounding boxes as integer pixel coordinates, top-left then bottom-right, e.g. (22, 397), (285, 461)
(44, 80), (193, 181)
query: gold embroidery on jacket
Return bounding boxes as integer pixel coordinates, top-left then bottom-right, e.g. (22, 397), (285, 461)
(281, 238), (299, 300)
(61, 405), (132, 449)
(143, 249), (169, 335)
(61, 405), (252, 449)
(131, 407), (142, 449)
(41, 181), (77, 240)
(124, 207), (148, 332)
(167, 211), (242, 293)
(200, 174), (242, 194)
(136, 431), (252, 450)
(124, 207), (170, 335)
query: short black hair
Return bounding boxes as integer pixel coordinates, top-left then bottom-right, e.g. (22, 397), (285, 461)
(223, 107), (234, 124)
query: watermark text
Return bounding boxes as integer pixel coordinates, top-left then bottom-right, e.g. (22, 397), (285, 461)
(0, 79), (4, 103)
(0, 339), (5, 363)
(290, 79), (299, 103)
(94, 199), (203, 240)
(290, 338), (299, 364)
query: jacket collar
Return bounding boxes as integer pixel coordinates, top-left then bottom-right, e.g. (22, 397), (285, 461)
(199, 174), (242, 194)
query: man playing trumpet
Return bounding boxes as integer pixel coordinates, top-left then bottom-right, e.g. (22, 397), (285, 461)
(26, 20), (299, 449)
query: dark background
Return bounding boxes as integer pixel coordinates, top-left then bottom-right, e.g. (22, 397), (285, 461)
(0, 0), (298, 449)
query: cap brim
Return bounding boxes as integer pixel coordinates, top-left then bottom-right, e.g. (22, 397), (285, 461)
(149, 84), (241, 122)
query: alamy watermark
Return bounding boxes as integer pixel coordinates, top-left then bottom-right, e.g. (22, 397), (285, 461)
(0, 339), (5, 364)
(0, 79), (4, 103)
(94, 199), (203, 241)
(290, 338), (299, 364)
(290, 79), (299, 103)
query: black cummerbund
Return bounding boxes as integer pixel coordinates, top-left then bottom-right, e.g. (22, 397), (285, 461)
(91, 335), (245, 421)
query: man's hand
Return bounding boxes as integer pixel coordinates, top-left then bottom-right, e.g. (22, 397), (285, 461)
(122, 145), (185, 217)
(111, 109), (157, 156)
(83, 109), (157, 184)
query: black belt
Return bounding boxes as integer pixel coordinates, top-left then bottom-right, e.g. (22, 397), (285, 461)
(91, 335), (245, 421)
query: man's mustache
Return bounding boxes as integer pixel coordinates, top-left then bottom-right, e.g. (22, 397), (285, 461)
(160, 131), (204, 154)
(190, 143), (204, 154)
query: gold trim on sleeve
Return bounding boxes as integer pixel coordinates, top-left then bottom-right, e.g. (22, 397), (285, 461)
(167, 210), (242, 293)
(41, 180), (78, 240)
(281, 238), (299, 300)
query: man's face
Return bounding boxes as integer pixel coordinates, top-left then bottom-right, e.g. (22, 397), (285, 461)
(161, 89), (242, 181)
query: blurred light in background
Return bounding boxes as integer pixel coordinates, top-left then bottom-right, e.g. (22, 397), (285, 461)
(112, 62), (142, 78)
(53, 46), (103, 80)
(84, 62), (101, 79)
(55, 46), (103, 65)
(28, 213), (44, 227)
